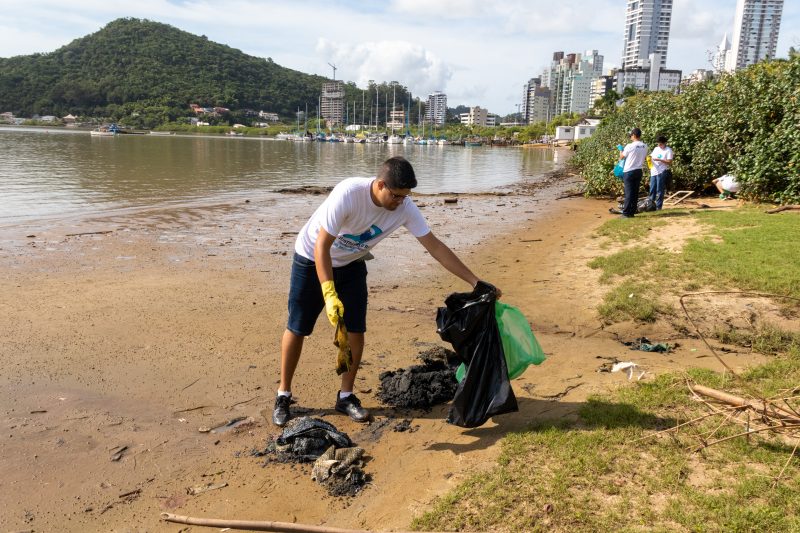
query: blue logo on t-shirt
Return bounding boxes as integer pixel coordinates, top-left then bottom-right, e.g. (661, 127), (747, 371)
(343, 225), (383, 244)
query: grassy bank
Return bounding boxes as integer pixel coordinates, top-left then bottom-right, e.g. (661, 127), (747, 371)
(413, 207), (800, 532)
(590, 208), (800, 323)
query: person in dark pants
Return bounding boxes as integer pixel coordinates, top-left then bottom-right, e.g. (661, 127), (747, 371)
(618, 128), (648, 218)
(648, 135), (673, 210)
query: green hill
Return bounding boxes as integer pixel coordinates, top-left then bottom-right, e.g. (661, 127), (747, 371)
(0, 18), (357, 126)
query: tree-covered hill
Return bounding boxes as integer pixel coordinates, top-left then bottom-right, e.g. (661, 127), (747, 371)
(0, 18), (348, 123)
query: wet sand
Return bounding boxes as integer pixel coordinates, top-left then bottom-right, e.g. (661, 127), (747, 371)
(0, 172), (758, 532)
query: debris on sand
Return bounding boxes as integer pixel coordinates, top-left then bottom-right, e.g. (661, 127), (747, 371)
(623, 336), (674, 353)
(392, 419), (419, 432)
(377, 346), (459, 409)
(312, 446), (368, 497)
(253, 417), (370, 497)
(254, 416), (352, 463)
(187, 482), (227, 496)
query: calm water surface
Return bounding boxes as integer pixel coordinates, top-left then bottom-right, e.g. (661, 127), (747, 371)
(0, 127), (563, 223)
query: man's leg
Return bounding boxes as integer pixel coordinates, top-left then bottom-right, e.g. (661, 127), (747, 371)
(648, 174), (657, 204)
(334, 331), (369, 421)
(655, 172), (666, 209)
(339, 332), (364, 392)
(279, 329), (304, 392)
(622, 171), (637, 217)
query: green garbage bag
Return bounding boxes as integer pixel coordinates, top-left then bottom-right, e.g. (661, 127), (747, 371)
(456, 302), (545, 382)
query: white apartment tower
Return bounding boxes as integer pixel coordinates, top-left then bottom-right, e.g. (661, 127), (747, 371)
(714, 33), (731, 73)
(321, 81), (344, 127)
(424, 91), (447, 126)
(541, 50), (604, 117)
(726, 0), (784, 72)
(621, 0), (673, 70)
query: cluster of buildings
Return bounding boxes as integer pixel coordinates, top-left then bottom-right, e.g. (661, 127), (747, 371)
(521, 0), (784, 124)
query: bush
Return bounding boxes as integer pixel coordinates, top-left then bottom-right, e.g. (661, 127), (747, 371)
(572, 54), (800, 203)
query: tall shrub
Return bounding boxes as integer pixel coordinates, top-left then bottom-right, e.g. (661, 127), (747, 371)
(572, 54), (800, 203)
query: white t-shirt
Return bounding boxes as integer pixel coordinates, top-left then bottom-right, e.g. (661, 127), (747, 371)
(650, 146), (673, 175)
(295, 177), (431, 267)
(622, 140), (648, 173)
(718, 174), (740, 192)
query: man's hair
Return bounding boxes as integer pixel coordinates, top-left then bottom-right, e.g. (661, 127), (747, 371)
(379, 156), (417, 189)
(629, 127), (642, 138)
(656, 134), (668, 144)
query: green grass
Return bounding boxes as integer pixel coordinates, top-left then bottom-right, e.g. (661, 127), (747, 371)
(411, 206), (800, 533)
(595, 212), (669, 243)
(596, 281), (668, 322)
(590, 208), (800, 323)
(412, 371), (800, 532)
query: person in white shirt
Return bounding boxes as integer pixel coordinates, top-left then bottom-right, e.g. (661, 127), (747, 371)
(618, 128), (648, 218)
(271, 156), (499, 426)
(713, 174), (740, 200)
(648, 135), (674, 210)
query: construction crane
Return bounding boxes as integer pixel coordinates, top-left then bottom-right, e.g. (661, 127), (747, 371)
(328, 62), (337, 81)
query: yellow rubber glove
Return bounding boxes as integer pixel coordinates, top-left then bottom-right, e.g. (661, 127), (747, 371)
(321, 280), (344, 327)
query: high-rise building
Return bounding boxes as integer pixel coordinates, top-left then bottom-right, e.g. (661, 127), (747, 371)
(424, 91), (447, 126)
(613, 52), (682, 92)
(540, 50), (603, 116)
(726, 0), (783, 72)
(621, 0), (673, 70)
(522, 78), (552, 124)
(714, 33), (731, 73)
(321, 81), (344, 127)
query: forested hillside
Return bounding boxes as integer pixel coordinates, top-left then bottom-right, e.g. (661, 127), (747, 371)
(0, 18), (361, 125)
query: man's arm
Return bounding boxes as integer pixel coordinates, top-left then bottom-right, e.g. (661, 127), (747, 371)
(314, 228), (336, 283)
(417, 232), (480, 288)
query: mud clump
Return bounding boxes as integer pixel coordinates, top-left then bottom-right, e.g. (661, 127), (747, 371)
(377, 346), (459, 409)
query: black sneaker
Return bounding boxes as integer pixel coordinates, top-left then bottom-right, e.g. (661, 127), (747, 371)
(335, 392), (369, 422)
(272, 395), (292, 427)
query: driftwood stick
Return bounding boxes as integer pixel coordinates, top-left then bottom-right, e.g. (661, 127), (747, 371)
(690, 385), (800, 424)
(65, 230), (113, 236)
(161, 513), (373, 532)
(765, 205), (800, 214)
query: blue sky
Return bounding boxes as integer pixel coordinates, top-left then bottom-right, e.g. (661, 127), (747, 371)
(1, 0), (797, 115)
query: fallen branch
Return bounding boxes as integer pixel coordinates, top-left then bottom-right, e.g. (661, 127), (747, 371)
(161, 512), (373, 532)
(690, 384), (800, 425)
(765, 205), (800, 214)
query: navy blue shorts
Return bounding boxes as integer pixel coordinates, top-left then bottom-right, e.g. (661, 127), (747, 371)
(287, 253), (368, 336)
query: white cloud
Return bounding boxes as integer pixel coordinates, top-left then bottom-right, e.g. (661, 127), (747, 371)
(1, 0), (799, 115)
(315, 38), (452, 99)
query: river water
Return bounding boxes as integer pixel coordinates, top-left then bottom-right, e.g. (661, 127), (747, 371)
(0, 126), (564, 225)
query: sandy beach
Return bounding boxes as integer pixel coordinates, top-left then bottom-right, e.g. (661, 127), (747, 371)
(0, 169), (760, 532)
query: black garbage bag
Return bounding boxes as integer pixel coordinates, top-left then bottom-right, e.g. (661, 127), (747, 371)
(436, 281), (518, 427)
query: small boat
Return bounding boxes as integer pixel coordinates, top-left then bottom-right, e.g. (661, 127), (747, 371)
(226, 131), (244, 136)
(90, 129), (115, 137)
(387, 134), (402, 144)
(149, 131), (175, 136)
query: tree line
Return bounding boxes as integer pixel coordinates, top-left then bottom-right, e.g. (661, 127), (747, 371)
(571, 52), (800, 204)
